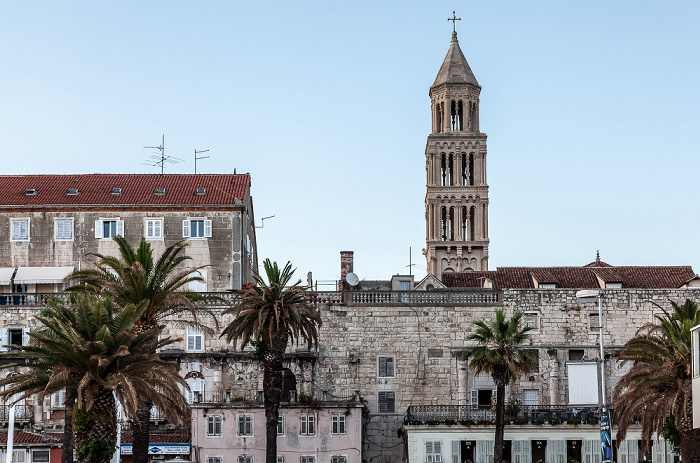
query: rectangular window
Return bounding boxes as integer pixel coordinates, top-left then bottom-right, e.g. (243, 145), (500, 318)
(51, 389), (66, 408)
(538, 283), (556, 289)
(55, 219), (73, 240)
(589, 313), (602, 331)
(11, 219), (29, 241)
(331, 457), (347, 463)
(605, 282), (622, 289)
(378, 356), (395, 377)
(378, 391), (395, 413)
(425, 441), (443, 463)
(300, 457), (315, 463)
(183, 219), (212, 239)
(31, 451), (50, 463)
(12, 450), (26, 463)
(237, 414), (253, 436)
(145, 219), (163, 239)
(206, 415), (222, 437)
(300, 414), (316, 436)
(277, 457), (284, 463)
(238, 456), (253, 463)
(523, 389), (539, 406)
(186, 327), (203, 352)
(206, 457), (223, 463)
(186, 379), (204, 404)
(94, 219), (124, 239)
(331, 415), (346, 435)
(277, 415), (285, 436)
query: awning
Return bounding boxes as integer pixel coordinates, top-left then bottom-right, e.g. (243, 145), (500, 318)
(13, 267), (74, 285)
(0, 268), (15, 286)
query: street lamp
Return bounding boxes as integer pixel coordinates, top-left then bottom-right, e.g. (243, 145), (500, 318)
(576, 289), (612, 463)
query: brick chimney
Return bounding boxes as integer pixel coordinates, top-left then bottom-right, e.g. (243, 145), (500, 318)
(340, 251), (354, 282)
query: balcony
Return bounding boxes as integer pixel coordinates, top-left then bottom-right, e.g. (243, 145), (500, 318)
(405, 405), (605, 426)
(0, 405), (34, 423)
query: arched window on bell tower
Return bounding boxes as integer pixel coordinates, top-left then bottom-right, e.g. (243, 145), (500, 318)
(440, 154), (447, 186)
(441, 207), (447, 241)
(461, 153), (469, 186)
(470, 205), (476, 240)
(461, 206), (469, 240)
(469, 153), (475, 185)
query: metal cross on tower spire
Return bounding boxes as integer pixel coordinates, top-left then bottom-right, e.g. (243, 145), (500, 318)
(448, 11), (461, 33)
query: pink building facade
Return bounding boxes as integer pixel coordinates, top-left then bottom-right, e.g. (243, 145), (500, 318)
(191, 400), (365, 463)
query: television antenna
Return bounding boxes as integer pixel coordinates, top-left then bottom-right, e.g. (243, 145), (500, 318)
(194, 149), (209, 174)
(142, 135), (183, 175)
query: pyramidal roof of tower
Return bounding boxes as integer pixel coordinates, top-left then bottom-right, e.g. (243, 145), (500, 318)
(432, 31), (479, 88)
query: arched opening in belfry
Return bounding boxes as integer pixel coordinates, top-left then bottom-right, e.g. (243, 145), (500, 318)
(461, 153), (469, 186)
(448, 207), (455, 240)
(470, 205), (476, 240)
(482, 203), (487, 238)
(436, 102), (443, 133)
(451, 100), (464, 132)
(440, 154), (447, 186)
(461, 206), (469, 241)
(447, 153), (454, 185)
(469, 153), (475, 186)
(440, 207), (448, 241)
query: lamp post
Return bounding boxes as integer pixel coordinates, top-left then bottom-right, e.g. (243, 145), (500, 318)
(576, 289), (612, 463)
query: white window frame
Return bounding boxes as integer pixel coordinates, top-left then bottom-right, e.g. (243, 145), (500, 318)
(10, 218), (30, 241)
(186, 327), (204, 352)
(145, 218), (164, 240)
(425, 440), (443, 463)
(185, 378), (204, 404)
(206, 415), (223, 437)
(54, 218), (73, 241)
(331, 456), (347, 463)
(238, 456), (253, 463)
(276, 457), (284, 463)
(300, 414), (316, 436)
(523, 389), (539, 406)
(31, 450), (50, 463)
(299, 457), (315, 463)
(331, 414), (346, 435)
(206, 457), (223, 463)
(378, 356), (395, 377)
(183, 218), (212, 239)
(237, 413), (253, 436)
(94, 218), (124, 239)
(51, 389), (66, 408)
(378, 391), (396, 413)
(277, 414), (285, 436)
(189, 270), (207, 292)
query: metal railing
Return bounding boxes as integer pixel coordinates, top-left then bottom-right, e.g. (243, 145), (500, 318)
(405, 404), (605, 425)
(0, 405), (34, 422)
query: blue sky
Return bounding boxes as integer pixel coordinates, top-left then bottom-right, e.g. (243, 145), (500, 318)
(2, 1), (699, 282)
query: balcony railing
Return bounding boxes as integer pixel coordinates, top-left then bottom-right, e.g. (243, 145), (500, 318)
(405, 405), (606, 426)
(0, 405), (34, 422)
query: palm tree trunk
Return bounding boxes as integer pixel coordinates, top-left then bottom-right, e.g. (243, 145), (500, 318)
(493, 383), (506, 463)
(73, 388), (117, 463)
(132, 403), (152, 463)
(679, 428), (700, 463)
(263, 332), (288, 463)
(62, 395), (75, 463)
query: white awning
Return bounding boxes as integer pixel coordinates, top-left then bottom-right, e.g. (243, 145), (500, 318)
(0, 268), (15, 286)
(13, 266), (75, 285)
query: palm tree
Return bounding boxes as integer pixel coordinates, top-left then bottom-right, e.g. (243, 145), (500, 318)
(221, 259), (321, 463)
(612, 299), (700, 462)
(0, 295), (189, 463)
(65, 236), (217, 463)
(466, 309), (536, 463)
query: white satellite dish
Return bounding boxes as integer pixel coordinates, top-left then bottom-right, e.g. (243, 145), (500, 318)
(345, 272), (360, 286)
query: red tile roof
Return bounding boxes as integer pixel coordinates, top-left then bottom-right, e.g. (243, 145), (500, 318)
(442, 265), (696, 290)
(0, 431), (61, 444)
(0, 174), (250, 207)
(120, 433), (190, 444)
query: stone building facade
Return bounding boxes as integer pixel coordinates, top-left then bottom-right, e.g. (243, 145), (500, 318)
(424, 31), (489, 279)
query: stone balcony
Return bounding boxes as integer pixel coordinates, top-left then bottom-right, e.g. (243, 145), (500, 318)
(0, 405), (34, 423)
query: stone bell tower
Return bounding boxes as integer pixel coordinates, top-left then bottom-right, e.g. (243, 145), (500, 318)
(424, 28), (489, 279)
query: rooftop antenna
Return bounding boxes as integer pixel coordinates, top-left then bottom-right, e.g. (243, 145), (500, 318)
(406, 246), (416, 276)
(256, 215), (275, 229)
(142, 135), (183, 175)
(194, 149), (210, 174)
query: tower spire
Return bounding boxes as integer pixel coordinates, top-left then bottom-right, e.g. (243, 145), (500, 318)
(448, 11), (461, 33)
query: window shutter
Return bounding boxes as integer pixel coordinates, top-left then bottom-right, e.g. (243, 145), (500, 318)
(451, 441), (459, 463)
(434, 441), (442, 462)
(22, 328), (30, 346)
(204, 219), (212, 237)
(95, 220), (103, 239)
(471, 390), (478, 405)
(653, 441), (664, 463)
(116, 220), (124, 237)
(0, 328), (8, 352)
(155, 220), (162, 237)
(378, 392), (387, 412)
(628, 441), (638, 463)
(301, 416), (307, 435)
(379, 357), (387, 376)
(387, 357), (395, 376)
(187, 335), (195, 351)
(618, 441), (627, 463)
(182, 220), (190, 237)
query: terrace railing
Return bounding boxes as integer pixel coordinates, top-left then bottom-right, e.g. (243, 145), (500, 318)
(0, 405), (34, 422)
(405, 404), (605, 425)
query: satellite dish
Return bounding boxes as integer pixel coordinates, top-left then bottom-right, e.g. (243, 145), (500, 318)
(345, 272), (359, 286)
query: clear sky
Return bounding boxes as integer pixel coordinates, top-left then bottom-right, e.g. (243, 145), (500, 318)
(2, 1), (699, 283)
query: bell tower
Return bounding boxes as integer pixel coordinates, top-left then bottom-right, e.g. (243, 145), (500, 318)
(424, 27), (489, 279)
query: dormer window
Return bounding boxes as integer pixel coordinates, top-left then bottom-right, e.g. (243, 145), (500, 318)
(196, 188), (206, 195)
(25, 189), (37, 196)
(605, 282), (622, 289)
(538, 283), (556, 289)
(67, 189), (79, 195)
(111, 188), (122, 195)
(155, 188), (166, 195)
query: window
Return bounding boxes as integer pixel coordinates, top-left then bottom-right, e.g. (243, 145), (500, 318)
(331, 414), (346, 435)
(11, 450), (25, 463)
(538, 283), (556, 289)
(0, 328), (30, 352)
(378, 356), (395, 377)
(277, 414), (285, 436)
(189, 270), (207, 292)
(55, 219), (73, 240)
(11, 219), (29, 241)
(206, 415), (222, 437)
(94, 219), (124, 239)
(523, 389), (539, 405)
(589, 313), (602, 331)
(51, 389), (66, 408)
(238, 456), (253, 463)
(186, 379), (204, 404)
(300, 414), (316, 436)
(277, 457), (284, 463)
(145, 219), (163, 239)
(31, 451), (50, 463)
(523, 313), (538, 330)
(186, 327), (203, 352)
(605, 282), (622, 289)
(378, 391), (395, 413)
(206, 457), (223, 463)
(569, 349), (585, 361)
(182, 219), (212, 239)
(237, 414), (253, 436)
(331, 457), (347, 463)
(300, 457), (315, 463)
(425, 441), (443, 463)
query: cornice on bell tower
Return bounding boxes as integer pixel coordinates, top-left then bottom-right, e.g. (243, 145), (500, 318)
(424, 25), (489, 281)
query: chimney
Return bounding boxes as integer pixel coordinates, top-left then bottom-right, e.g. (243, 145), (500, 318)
(340, 251), (354, 282)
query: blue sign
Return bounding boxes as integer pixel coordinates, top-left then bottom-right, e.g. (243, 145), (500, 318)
(600, 409), (613, 463)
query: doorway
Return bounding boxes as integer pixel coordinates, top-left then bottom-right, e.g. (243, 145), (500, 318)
(531, 440), (547, 463)
(503, 441), (512, 463)
(460, 441), (475, 463)
(566, 440), (582, 463)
